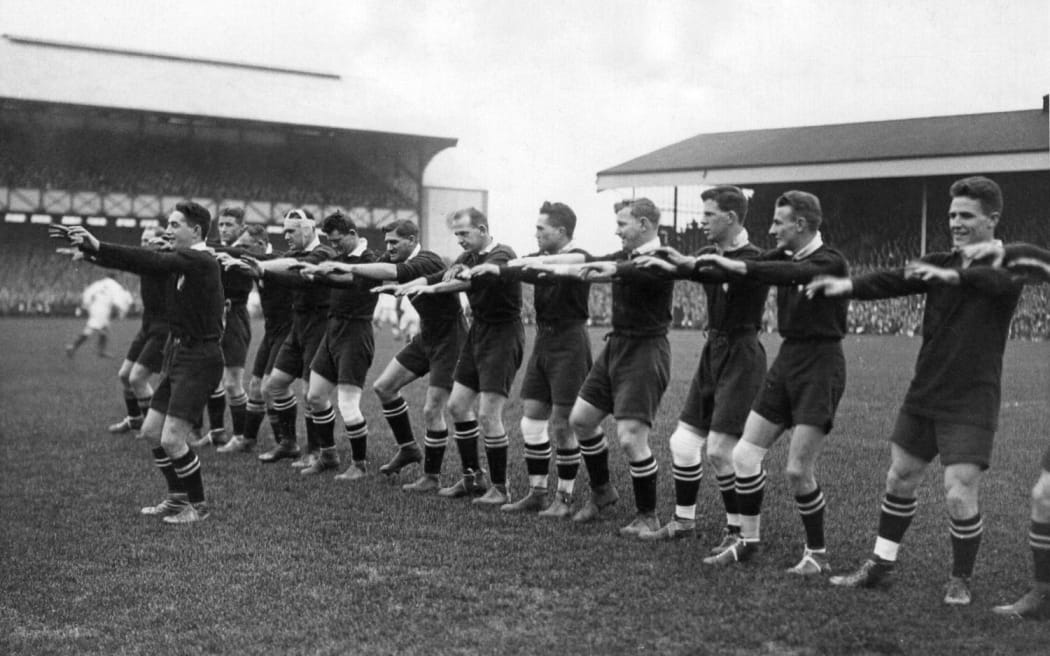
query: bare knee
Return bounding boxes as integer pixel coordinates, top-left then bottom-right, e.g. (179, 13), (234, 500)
(707, 441), (733, 472)
(372, 379), (397, 403)
(1032, 476), (1050, 518)
(784, 460), (813, 492)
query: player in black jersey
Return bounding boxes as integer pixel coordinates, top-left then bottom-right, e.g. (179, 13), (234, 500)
(215, 225), (276, 454)
(633, 186), (769, 546)
(408, 208), (525, 506)
(468, 202), (592, 516)
(54, 201), (224, 524)
(92, 226), (171, 435)
(700, 191), (849, 574)
(814, 178), (1025, 606)
(313, 219), (465, 491)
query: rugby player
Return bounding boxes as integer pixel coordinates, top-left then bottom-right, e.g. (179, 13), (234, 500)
(53, 201), (224, 524)
(248, 210), (337, 466)
(196, 207), (253, 448)
(292, 212), (379, 478)
(632, 186), (769, 544)
(65, 276), (132, 359)
(105, 226), (171, 434)
(466, 201), (591, 515)
(407, 208), (525, 506)
(698, 190), (849, 573)
(809, 177), (1023, 604)
(310, 219), (465, 491)
(215, 224), (278, 453)
(525, 198), (675, 536)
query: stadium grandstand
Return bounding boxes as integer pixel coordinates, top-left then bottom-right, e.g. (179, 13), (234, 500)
(596, 97), (1050, 339)
(0, 34), (462, 315)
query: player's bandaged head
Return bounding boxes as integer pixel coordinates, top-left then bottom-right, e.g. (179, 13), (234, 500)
(283, 208), (316, 232)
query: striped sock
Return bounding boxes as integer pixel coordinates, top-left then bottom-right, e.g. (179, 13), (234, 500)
(716, 472), (741, 532)
(304, 409), (317, 452)
(272, 394), (298, 445)
(796, 486), (827, 551)
(874, 494), (917, 562)
(313, 404), (337, 449)
(736, 470), (767, 542)
(152, 446), (182, 494)
(123, 390), (140, 418)
(524, 440), (552, 489)
(423, 429), (448, 475)
(136, 395), (152, 418)
(555, 447), (581, 494)
(228, 392), (248, 437)
(244, 400), (266, 441)
(949, 513), (983, 578)
(382, 398), (415, 446)
(171, 449), (205, 503)
(672, 461), (702, 521)
(579, 433), (610, 489)
(207, 385), (226, 433)
(629, 455), (659, 514)
(1031, 520), (1050, 584)
(484, 433), (510, 486)
(454, 421), (481, 472)
(345, 420), (368, 462)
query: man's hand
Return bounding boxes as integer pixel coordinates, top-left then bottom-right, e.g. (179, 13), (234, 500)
(633, 255), (677, 273)
(695, 253), (731, 269)
(314, 260), (354, 276)
(959, 241), (1005, 267)
(468, 263), (501, 278)
(295, 262), (327, 281)
(237, 255), (264, 279)
(55, 246), (85, 262)
(49, 225), (100, 252)
(905, 261), (960, 285)
(405, 285), (438, 298)
(579, 261), (618, 279)
(653, 246), (696, 268)
(806, 276), (853, 298)
(371, 282), (403, 295)
(506, 256), (543, 269)
(442, 264), (467, 282)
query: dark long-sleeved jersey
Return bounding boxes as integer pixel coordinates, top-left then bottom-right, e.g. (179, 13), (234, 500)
(428, 244), (521, 324)
(593, 249), (675, 337)
(850, 250), (1023, 429)
(744, 245), (849, 340)
(92, 243), (224, 342)
(688, 244), (769, 333)
(262, 244), (337, 313)
(320, 248), (381, 320)
(392, 250), (462, 331)
(504, 248), (591, 324)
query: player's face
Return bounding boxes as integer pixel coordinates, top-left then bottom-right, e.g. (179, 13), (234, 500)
(165, 211), (199, 249)
(283, 225), (308, 250)
(615, 208), (646, 251)
(450, 216), (487, 252)
(948, 196), (998, 248)
(700, 199), (732, 244)
(233, 232), (267, 256)
(385, 234), (416, 262)
(217, 216), (243, 245)
(769, 205), (803, 250)
(535, 215), (565, 253)
(326, 229), (358, 254)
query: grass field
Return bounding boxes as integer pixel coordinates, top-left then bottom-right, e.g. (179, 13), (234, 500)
(1, 318), (1048, 655)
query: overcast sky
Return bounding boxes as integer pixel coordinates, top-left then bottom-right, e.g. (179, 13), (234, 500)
(3, 0), (1048, 253)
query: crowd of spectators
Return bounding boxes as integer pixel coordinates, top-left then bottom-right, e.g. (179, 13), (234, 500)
(0, 125), (411, 211)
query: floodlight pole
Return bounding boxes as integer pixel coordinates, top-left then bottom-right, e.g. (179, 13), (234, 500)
(920, 181), (928, 256)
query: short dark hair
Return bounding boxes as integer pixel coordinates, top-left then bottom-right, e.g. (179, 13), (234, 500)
(175, 201), (212, 239)
(539, 201), (577, 237)
(614, 197), (660, 224)
(242, 224), (269, 243)
(701, 185), (749, 223)
(219, 207), (245, 223)
(321, 211), (356, 235)
(384, 219), (420, 239)
(949, 176), (1003, 216)
(451, 207), (488, 229)
(775, 190), (822, 231)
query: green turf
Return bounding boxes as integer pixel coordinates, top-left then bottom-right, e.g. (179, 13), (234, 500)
(1, 319), (1048, 655)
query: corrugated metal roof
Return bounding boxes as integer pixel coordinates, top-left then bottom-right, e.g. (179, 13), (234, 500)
(0, 34), (455, 144)
(599, 109), (1049, 176)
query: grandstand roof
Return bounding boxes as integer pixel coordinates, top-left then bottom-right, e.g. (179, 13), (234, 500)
(0, 34), (456, 148)
(597, 104), (1050, 189)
